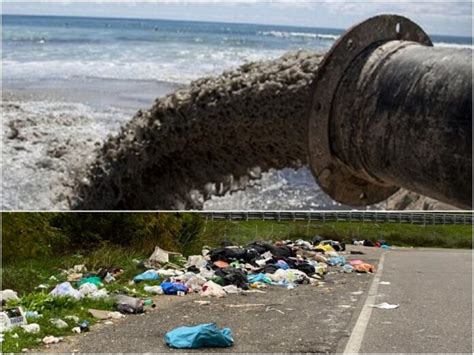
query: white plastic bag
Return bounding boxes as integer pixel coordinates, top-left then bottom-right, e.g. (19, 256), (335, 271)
(79, 283), (98, 296)
(144, 285), (164, 294)
(49, 282), (82, 300)
(200, 281), (226, 298)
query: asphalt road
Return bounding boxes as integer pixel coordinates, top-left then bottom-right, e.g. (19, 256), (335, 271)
(38, 247), (472, 353)
(354, 248), (473, 354)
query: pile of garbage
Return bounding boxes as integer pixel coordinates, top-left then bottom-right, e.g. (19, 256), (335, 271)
(1, 238), (377, 349)
(131, 239), (376, 298)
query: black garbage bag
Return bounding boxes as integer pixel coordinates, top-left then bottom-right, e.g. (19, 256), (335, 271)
(331, 241), (346, 252)
(242, 247), (260, 262)
(245, 242), (273, 254)
(187, 265), (200, 273)
(270, 246), (295, 258)
(363, 240), (375, 247)
(209, 247), (245, 262)
(294, 263), (315, 276)
(258, 264), (279, 274)
(214, 267), (249, 289)
(312, 236), (323, 246)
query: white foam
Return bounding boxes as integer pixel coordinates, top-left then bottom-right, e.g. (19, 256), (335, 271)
(434, 42), (473, 49)
(3, 47), (284, 84)
(259, 31), (339, 41)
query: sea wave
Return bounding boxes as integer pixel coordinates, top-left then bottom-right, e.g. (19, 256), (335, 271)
(2, 47), (284, 84)
(434, 42), (473, 49)
(259, 30), (339, 41)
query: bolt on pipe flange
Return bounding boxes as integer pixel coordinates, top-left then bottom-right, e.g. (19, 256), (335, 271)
(308, 14), (433, 206)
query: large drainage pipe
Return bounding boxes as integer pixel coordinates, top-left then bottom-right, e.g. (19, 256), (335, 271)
(72, 15), (472, 210)
(308, 15), (472, 209)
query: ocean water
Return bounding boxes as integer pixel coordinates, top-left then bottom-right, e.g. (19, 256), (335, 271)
(2, 15), (340, 84)
(2, 15), (472, 210)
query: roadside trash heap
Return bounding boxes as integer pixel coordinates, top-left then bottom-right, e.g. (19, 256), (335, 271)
(352, 238), (391, 249)
(0, 238), (377, 350)
(132, 240), (374, 298)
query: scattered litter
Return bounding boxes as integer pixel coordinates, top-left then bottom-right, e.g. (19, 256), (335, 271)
(161, 282), (189, 295)
(354, 263), (376, 273)
(42, 335), (63, 344)
(222, 285), (242, 294)
(351, 291), (364, 295)
(104, 273), (116, 283)
(379, 281), (391, 285)
(370, 302), (400, 310)
(144, 285), (163, 294)
(194, 300), (211, 306)
(50, 318), (68, 329)
(115, 295), (144, 314)
(49, 282), (82, 300)
(243, 290), (266, 294)
(133, 270), (160, 283)
(225, 303), (265, 308)
(165, 323), (233, 349)
(342, 264), (354, 273)
(79, 320), (90, 332)
(265, 306), (285, 314)
(104, 321), (114, 325)
(0, 289), (20, 303)
(77, 276), (102, 288)
(79, 283), (98, 296)
(338, 305), (352, 308)
(88, 289), (108, 299)
(0, 307), (27, 331)
(201, 281), (226, 298)
(72, 327), (81, 334)
(21, 323), (40, 334)
(145, 246), (184, 269)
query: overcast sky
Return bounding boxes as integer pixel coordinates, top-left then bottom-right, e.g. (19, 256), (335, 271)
(2, 1), (473, 37)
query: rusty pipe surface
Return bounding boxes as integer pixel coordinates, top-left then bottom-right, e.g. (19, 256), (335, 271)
(308, 15), (472, 209)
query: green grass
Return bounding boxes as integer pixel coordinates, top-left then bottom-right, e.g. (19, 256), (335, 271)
(199, 220), (472, 249)
(2, 293), (116, 353)
(1, 246), (152, 353)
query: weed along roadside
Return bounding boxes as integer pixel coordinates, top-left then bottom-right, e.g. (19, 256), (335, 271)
(2, 238), (382, 352)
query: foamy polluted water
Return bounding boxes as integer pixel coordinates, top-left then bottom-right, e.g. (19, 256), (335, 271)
(1, 98), (342, 210)
(2, 100), (130, 210)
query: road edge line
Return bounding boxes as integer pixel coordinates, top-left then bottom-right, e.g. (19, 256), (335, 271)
(343, 251), (386, 354)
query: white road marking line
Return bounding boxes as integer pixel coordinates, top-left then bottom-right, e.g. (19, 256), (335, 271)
(343, 252), (387, 354)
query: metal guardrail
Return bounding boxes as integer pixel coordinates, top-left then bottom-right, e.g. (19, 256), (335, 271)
(203, 211), (473, 225)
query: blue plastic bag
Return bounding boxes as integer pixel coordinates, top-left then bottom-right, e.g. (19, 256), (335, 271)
(247, 273), (273, 284)
(327, 256), (346, 266)
(275, 260), (289, 270)
(165, 323), (233, 349)
(133, 270), (160, 283)
(160, 282), (188, 295)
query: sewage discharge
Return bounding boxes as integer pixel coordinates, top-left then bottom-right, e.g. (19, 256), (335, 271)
(72, 15), (472, 210)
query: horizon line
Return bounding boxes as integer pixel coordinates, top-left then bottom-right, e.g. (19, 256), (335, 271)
(2, 12), (345, 33)
(3, 12), (472, 39)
